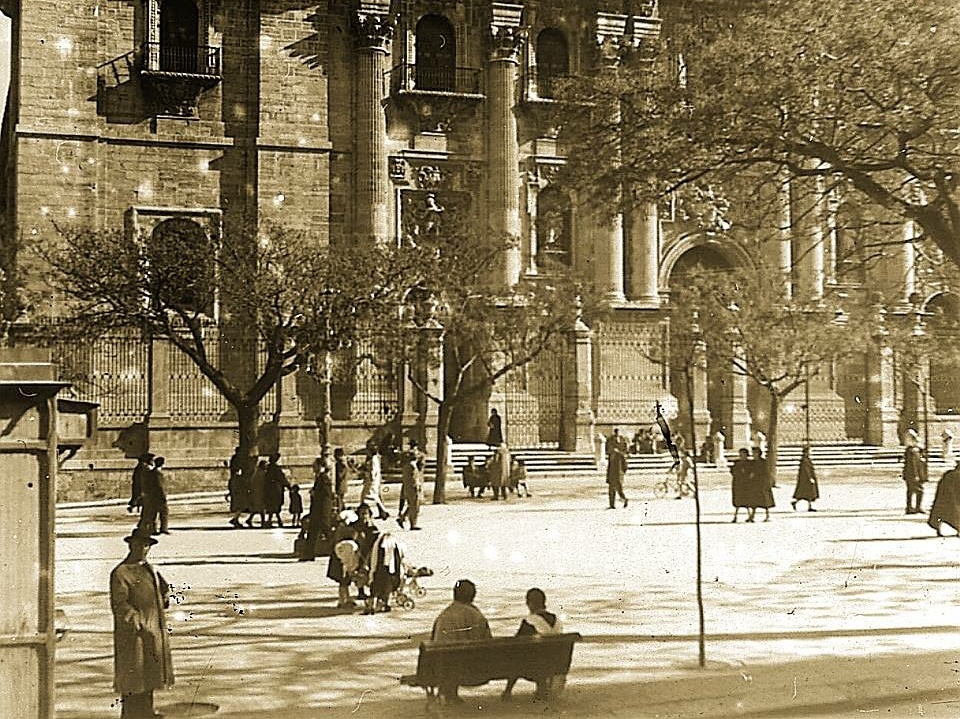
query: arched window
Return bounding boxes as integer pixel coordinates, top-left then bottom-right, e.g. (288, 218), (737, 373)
(159, 0), (200, 72)
(926, 293), (960, 413)
(536, 29), (569, 98)
(149, 218), (216, 316)
(537, 186), (572, 266)
(415, 15), (456, 91)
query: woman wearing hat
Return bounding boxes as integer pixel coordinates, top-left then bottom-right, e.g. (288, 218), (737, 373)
(110, 529), (174, 718)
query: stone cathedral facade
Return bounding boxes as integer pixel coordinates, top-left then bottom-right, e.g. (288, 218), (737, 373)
(0, 0), (957, 488)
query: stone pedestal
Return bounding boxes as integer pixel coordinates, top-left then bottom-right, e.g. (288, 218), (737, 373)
(730, 350), (752, 447)
(692, 348), (712, 447)
(865, 344), (900, 446)
(562, 316), (596, 452)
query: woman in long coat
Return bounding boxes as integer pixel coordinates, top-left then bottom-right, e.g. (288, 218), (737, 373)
(928, 464), (960, 536)
(110, 531), (174, 718)
(791, 445), (820, 511)
(730, 448), (752, 522)
(246, 459), (267, 527)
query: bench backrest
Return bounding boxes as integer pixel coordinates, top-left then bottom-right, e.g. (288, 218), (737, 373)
(415, 633), (581, 687)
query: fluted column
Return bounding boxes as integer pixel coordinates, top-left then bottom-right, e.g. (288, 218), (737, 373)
(352, 9), (395, 244)
(777, 173), (794, 297)
(794, 173), (826, 301)
(628, 202), (659, 305)
(487, 20), (525, 288)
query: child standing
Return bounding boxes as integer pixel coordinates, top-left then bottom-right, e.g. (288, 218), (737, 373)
(289, 484), (304, 527)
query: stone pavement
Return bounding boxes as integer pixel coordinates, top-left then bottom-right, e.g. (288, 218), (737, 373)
(54, 466), (960, 718)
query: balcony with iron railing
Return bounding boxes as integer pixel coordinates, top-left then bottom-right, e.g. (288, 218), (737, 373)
(526, 67), (576, 101)
(140, 42), (222, 77)
(391, 63), (483, 96)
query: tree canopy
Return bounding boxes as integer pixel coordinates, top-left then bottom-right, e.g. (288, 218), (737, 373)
(564, 0), (960, 263)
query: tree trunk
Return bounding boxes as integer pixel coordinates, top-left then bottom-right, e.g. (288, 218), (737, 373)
(433, 402), (454, 504)
(766, 390), (781, 488)
(236, 403), (259, 477)
(685, 371), (707, 668)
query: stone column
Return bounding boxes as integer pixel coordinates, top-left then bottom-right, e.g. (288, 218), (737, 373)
(778, 173), (793, 297)
(487, 17), (525, 288)
(628, 202), (659, 306)
(692, 341), (711, 445)
(352, 7), (395, 244)
(794, 173), (825, 301)
(897, 219), (917, 303)
(865, 341), (900, 447)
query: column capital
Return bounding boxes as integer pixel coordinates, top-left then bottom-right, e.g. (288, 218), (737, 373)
(352, 9), (396, 52)
(488, 24), (527, 63)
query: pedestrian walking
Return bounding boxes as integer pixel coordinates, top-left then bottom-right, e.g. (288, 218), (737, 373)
(791, 445), (820, 512)
(902, 443), (927, 514)
(247, 459), (267, 527)
(397, 439), (424, 530)
(730, 447), (751, 522)
(942, 428), (955, 466)
(927, 462), (960, 537)
(110, 529), (174, 719)
(127, 453), (152, 514)
(289, 484), (304, 527)
(137, 456), (169, 535)
(263, 453), (289, 527)
(334, 447), (349, 512)
(510, 457), (531, 497)
(490, 442), (511, 500)
(749, 446), (775, 521)
(605, 441), (628, 509)
(365, 532), (405, 614)
(360, 445), (391, 519)
(486, 408), (504, 446)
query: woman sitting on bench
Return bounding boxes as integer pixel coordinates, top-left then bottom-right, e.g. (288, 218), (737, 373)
(502, 588), (564, 702)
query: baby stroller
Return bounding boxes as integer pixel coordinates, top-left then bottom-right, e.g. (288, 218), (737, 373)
(393, 565), (433, 609)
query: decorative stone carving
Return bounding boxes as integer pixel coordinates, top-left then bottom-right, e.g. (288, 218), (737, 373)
(140, 73), (218, 117)
(489, 25), (527, 62)
(389, 157), (409, 182)
(677, 184), (732, 233)
(400, 189), (473, 247)
(352, 10), (396, 51)
(415, 165), (444, 190)
(393, 94), (481, 134)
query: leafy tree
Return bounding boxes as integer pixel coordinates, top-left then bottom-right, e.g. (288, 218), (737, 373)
(563, 0), (960, 263)
(675, 260), (871, 485)
(39, 224), (414, 471)
(381, 231), (588, 504)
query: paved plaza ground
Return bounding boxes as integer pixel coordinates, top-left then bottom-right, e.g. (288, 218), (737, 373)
(54, 466), (960, 719)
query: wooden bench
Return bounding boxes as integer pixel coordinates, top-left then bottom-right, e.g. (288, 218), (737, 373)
(400, 633), (581, 707)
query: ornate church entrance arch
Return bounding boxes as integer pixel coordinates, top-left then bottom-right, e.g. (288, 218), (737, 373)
(662, 235), (753, 449)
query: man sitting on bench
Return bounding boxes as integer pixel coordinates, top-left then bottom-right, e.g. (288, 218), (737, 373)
(430, 579), (492, 702)
(502, 587), (564, 701)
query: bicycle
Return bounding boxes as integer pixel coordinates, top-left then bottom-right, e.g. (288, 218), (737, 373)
(654, 466), (696, 499)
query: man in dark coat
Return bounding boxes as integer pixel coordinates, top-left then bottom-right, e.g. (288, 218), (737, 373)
(730, 448), (752, 522)
(334, 447), (349, 511)
(748, 447), (775, 522)
(264, 453), (289, 527)
(398, 439), (425, 530)
(927, 463), (960, 536)
(110, 529), (174, 719)
(902, 444), (927, 514)
(127, 453), (153, 514)
(606, 443), (629, 509)
(137, 457), (168, 535)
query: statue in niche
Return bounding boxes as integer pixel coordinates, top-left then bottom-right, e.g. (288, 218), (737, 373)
(677, 183), (732, 233)
(402, 192), (446, 247)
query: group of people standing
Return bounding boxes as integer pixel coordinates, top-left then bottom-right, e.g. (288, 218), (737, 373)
(128, 453), (171, 536)
(226, 451), (301, 529)
(901, 428), (960, 537)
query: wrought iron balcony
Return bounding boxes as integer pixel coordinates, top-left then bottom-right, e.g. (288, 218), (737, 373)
(391, 63), (483, 96)
(140, 42), (222, 77)
(526, 68), (576, 101)
(138, 43), (222, 117)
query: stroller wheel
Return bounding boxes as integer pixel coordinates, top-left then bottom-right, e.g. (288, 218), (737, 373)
(415, 587), (427, 598)
(403, 599), (415, 610)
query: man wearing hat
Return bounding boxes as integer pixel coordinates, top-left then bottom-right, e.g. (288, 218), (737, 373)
(110, 529), (174, 718)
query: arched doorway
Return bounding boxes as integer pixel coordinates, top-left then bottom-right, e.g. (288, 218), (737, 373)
(159, 0), (200, 72)
(415, 15), (456, 91)
(668, 243), (737, 447)
(925, 292), (960, 414)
